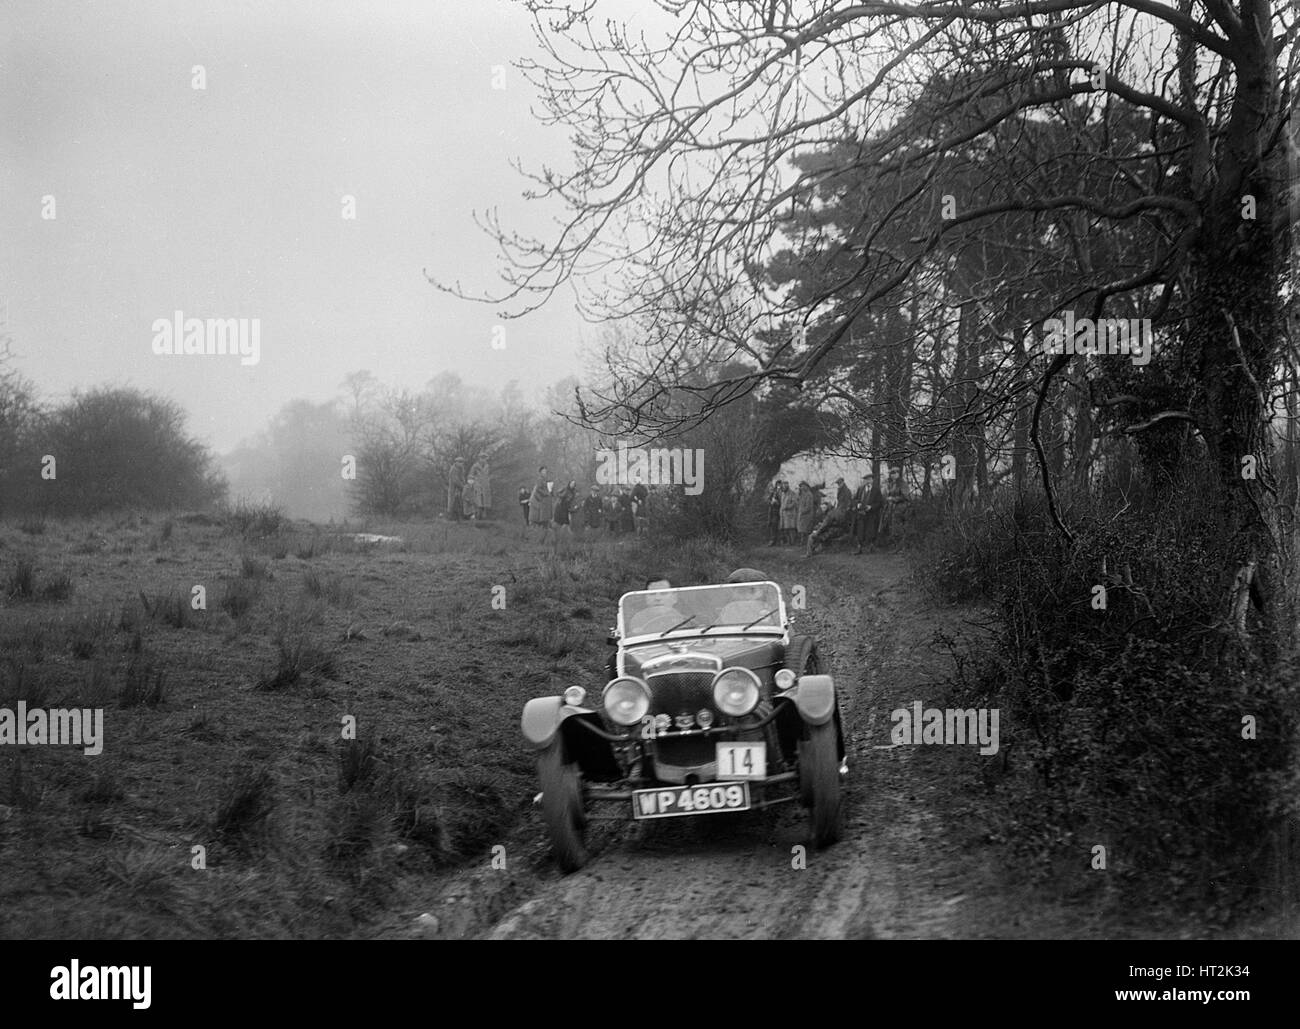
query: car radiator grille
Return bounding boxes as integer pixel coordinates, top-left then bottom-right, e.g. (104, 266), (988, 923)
(646, 670), (715, 714)
(647, 670), (717, 770)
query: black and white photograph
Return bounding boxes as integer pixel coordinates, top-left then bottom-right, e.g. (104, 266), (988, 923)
(0, 0), (1296, 967)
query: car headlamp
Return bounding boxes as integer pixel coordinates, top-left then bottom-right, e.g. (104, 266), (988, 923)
(563, 685), (587, 707)
(712, 667), (761, 717)
(603, 677), (650, 726)
(774, 668), (797, 690)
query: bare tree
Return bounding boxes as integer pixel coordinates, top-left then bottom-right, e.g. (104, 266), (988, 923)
(444, 0), (1300, 661)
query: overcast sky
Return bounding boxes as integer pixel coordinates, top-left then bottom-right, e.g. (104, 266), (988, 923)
(1, 0), (597, 453)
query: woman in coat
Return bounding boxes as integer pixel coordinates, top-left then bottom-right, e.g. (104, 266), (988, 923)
(475, 458), (492, 518)
(795, 481), (816, 537)
(617, 486), (635, 534)
(529, 466), (553, 541)
(447, 459), (466, 521)
(553, 480), (577, 534)
(779, 480), (798, 544)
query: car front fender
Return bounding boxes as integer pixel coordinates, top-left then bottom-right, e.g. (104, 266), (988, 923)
(521, 697), (598, 750)
(793, 674), (836, 727)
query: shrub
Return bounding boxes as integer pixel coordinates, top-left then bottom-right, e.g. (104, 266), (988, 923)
(213, 764), (276, 850)
(140, 589), (189, 629)
(924, 468), (1299, 909)
(219, 578), (261, 620)
(222, 498), (285, 539)
(13, 387), (225, 516)
(5, 557), (35, 599)
(255, 633), (337, 691)
(119, 652), (167, 708)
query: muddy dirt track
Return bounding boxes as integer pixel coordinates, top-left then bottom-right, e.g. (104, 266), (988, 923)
(384, 547), (1068, 940)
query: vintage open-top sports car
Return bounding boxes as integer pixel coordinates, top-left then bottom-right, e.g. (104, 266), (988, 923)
(521, 569), (846, 871)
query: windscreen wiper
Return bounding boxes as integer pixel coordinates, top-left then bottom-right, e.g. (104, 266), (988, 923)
(741, 607), (781, 631)
(659, 615), (697, 637)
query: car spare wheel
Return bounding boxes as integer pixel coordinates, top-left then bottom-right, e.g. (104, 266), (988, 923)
(538, 740), (588, 872)
(799, 719), (842, 848)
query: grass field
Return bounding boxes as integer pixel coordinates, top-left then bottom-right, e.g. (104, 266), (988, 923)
(0, 509), (741, 938)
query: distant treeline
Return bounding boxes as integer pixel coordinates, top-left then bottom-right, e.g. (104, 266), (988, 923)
(0, 376), (225, 517)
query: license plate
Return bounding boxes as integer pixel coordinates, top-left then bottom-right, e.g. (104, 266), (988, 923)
(716, 742), (766, 780)
(631, 782), (751, 820)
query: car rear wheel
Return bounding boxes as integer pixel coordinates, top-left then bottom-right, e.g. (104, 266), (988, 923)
(538, 741), (588, 872)
(799, 719), (842, 847)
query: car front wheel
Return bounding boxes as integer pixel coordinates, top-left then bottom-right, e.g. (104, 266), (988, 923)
(799, 719), (842, 848)
(538, 740), (588, 872)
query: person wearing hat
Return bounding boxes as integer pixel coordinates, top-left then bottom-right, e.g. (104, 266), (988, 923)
(717, 568), (776, 625)
(805, 479), (852, 557)
(852, 472), (883, 554)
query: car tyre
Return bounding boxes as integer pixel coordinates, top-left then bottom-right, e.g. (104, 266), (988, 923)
(538, 740), (588, 872)
(799, 719), (842, 848)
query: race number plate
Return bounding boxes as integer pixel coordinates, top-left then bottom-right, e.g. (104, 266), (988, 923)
(631, 782), (751, 820)
(716, 742), (766, 780)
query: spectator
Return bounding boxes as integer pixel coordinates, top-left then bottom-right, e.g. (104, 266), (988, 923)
(881, 467), (909, 538)
(779, 479), (798, 544)
(554, 480), (577, 535)
(462, 475), (476, 519)
(582, 485), (603, 536)
(604, 490), (620, 534)
(473, 457), (492, 519)
(767, 480), (786, 546)
(632, 482), (649, 536)
(447, 459), (465, 521)
(517, 485), (531, 529)
(835, 476), (852, 515)
(795, 481), (816, 538)
(851, 473), (883, 554)
(617, 485), (636, 535)
(529, 466), (553, 542)
(805, 483), (851, 557)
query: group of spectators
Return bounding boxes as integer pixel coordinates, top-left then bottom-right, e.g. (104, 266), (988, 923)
(767, 469), (908, 556)
(517, 465), (649, 541)
(446, 456), (492, 521)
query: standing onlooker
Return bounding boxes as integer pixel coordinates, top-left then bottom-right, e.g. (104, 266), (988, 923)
(447, 459), (465, 521)
(779, 480), (798, 544)
(767, 481), (785, 546)
(631, 482), (649, 536)
(881, 467), (908, 540)
(529, 466), (553, 542)
(604, 490), (620, 534)
(517, 485), (531, 529)
(474, 457), (492, 520)
(835, 476), (852, 515)
(582, 485), (603, 536)
(795, 481), (816, 538)
(617, 486), (636, 535)
(462, 475), (476, 519)
(554, 480), (577, 535)
(851, 473), (883, 554)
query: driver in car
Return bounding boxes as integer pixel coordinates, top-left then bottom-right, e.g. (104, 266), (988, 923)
(627, 578), (690, 634)
(716, 582), (774, 625)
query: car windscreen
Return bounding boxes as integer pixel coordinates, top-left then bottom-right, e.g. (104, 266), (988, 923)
(619, 582), (784, 637)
